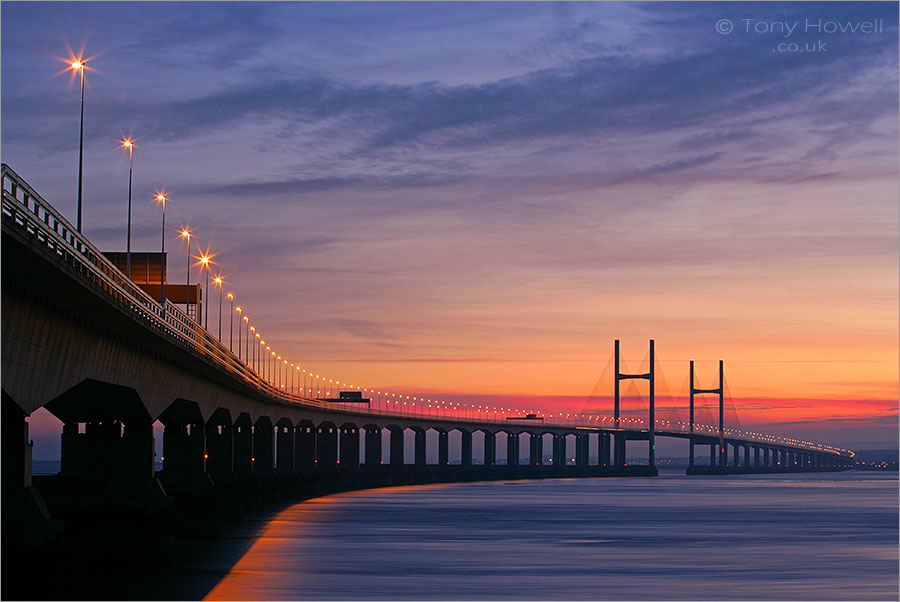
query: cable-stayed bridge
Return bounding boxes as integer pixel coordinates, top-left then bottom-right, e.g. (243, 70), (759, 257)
(1, 163), (853, 565)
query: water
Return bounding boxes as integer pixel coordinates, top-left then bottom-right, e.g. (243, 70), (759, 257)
(194, 472), (897, 601)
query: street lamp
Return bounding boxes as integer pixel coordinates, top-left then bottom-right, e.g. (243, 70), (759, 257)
(242, 316), (249, 363)
(119, 137), (136, 278)
(235, 305), (241, 355)
(181, 229), (194, 320)
(69, 57), (87, 232)
(153, 191), (168, 306)
(254, 332), (260, 370)
(259, 340), (265, 375)
(214, 276), (224, 340)
(199, 254), (210, 329)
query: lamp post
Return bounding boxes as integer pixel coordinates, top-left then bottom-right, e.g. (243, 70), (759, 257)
(181, 229), (193, 320)
(235, 305), (241, 355)
(258, 339), (263, 375)
(199, 255), (210, 329)
(227, 293), (234, 350)
(243, 317), (249, 363)
(249, 326), (256, 366)
(154, 192), (168, 306)
(120, 138), (135, 278)
(70, 58), (86, 232)
(214, 276), (223, 340)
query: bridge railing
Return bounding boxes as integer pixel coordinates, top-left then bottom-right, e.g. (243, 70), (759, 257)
(1, 164), (851, 459)
(0, 164), (385, 415)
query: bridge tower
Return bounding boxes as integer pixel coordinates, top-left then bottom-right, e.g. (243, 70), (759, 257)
(614, 339), (655, 467)
(689, 359), (724, 468)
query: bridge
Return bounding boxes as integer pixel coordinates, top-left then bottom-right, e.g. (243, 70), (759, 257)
(1, 163), (853, 569)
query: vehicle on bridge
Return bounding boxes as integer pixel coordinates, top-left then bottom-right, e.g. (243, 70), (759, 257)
(507, 414), (544, 422)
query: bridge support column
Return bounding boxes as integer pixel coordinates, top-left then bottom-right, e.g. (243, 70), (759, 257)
(438, 429), (449, 465)
(252, 417), (277, 501)
(316, 422), (338, 471)
(599, 433), (610, 467)
(295, 421), (316, 471)
(530, 433), (541, 466)
(688, 437), (695, 467)
(506, 433), (519, 466)
(753, 446), (760, 468)
(710, 443), (717, 467)
(61, 417), (154, 478)
(161, 407), (205, 477)
(2, 396), (62, 572)
(461, 430), (472, 466)
(388, 427), (404, 466)
(233, 414), (253, 477)
(42, 383), (170, 563)
(413, 428), (426, 466)
(253, 417), (275, 475)
(275, 419), (295, 474)
(483, 432), (496, 466)
(614, 434), (626, 467)
(205, 409), (234, 477)
(364, 426), (381, 466)
(340, 424), (360, 468)
(553, 435), (566, 466)
(575, 434), (589, 467)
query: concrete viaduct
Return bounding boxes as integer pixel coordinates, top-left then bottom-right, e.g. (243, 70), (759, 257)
(1, 164), (853, 570)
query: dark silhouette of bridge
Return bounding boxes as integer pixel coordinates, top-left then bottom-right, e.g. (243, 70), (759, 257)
(1, 164), (853, 573)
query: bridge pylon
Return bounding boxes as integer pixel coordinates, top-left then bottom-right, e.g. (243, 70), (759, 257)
(613, 339), (655, 468)
(689, 359), (724, 468)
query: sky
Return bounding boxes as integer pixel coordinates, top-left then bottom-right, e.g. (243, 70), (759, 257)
(2, 1), (897, 452)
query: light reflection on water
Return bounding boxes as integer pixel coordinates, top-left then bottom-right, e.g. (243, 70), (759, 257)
(204, 472), (898, 601)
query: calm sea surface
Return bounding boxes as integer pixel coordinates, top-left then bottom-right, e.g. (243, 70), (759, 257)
(191, 472), (897, 601)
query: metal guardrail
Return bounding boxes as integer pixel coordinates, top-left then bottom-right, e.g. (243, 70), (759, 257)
(0, 164), (851, 458)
